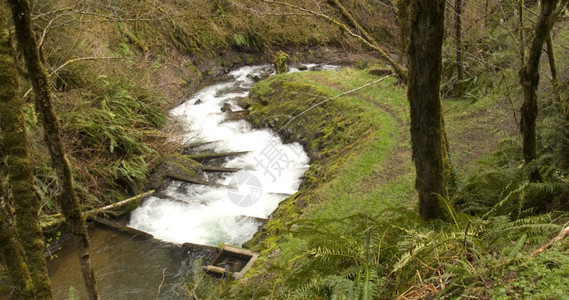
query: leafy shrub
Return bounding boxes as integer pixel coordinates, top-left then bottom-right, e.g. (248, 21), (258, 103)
(61, 76), (169, 199)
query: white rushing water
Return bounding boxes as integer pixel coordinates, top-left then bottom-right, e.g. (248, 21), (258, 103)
(128, 65), (335, 246)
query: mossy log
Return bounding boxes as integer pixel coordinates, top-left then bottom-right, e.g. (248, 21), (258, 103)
(202, 165), (240, 173)
(42, 190), (155, 228)
(187, 151), (250, 162)
(185, 140), (221, 149)
(166, 174), (222, 186)
(91, 216), (153, 240)
(147, 153), (203, 189)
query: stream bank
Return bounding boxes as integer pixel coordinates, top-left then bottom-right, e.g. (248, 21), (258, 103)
(28, 63), (341, 299)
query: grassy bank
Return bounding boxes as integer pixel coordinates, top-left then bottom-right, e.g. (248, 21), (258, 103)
(244, 67), (412, 252)
(183, 63), (569, 299)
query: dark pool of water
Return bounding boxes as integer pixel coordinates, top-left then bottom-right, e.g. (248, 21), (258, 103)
(46, 225), (215, 299)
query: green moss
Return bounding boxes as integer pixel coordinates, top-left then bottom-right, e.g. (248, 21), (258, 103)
(249, 80), (275, 105)
(117, 23), (149, 54)
(186, 61), (202, 81)
(272, 51), (290, 74)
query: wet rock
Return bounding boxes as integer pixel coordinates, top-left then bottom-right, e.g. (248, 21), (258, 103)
(247, 74), (261, 82)
(147, 153), (203, 190)
(194, 99), (203, 105)
(282, 127), (293, 142)
(260, 68), (274, 79)
(310, 65), (323, 71)
(224, 110), (248, 122)
(216, 85), (247, 97)
(235, 97), (250, 109)
(221, 102), (233, 112)
(298, 65), (308, 71)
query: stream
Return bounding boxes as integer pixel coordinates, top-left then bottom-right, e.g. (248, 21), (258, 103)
(127, 65), (311, 247)
(33, 64), (339, 299)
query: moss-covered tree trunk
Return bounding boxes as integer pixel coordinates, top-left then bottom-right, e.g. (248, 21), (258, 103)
(397, 0), (410, 60)
(329, 0), (378, 46)
(0, 3), (50, 298)
(0, 176), (35, 299)
(545, 33), (561, 105)
(6, 0), (100, 299)
(519, 0), (558, 182)
(407, 0), (450, 221)
(455, 0), (464, 96)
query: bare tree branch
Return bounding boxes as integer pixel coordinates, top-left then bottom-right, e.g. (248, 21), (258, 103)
(278, 75), (395, 133)
(21, 56), (119, 101)
(258, 0), (408, 81)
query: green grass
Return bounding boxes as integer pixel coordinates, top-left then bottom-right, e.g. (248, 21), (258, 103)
(237, 66), (420, 298)
(217, 62), (569, 299)
(295, 68), (414, 218)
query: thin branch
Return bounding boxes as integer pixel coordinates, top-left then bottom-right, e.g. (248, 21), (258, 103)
(38, 12), (73, 48)
(51, 56), (119, 75)
(260, 0), (407, 81)
(277, 75), (394, 133)
(21, 56), (119, 101)
(31, 6), (75, 21)
(71, 9), (179, 22)
(156, 268), (166, 300)
(532, 222), (569, 256)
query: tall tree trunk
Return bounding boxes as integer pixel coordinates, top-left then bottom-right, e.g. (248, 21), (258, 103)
(455, 0), (465, 96)
(0, 176), (35, 299)
(518, 0), (526, 67)
(407, 0), (451, 221)
(396, 0), (410, 59)
(6, 0), (100, 299)
(0, 3), (50, 298)
(519, 0), (558, 182)
(545, 33), (562, 105)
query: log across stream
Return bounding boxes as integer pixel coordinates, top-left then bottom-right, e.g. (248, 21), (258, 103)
(41, 64), (339, 299)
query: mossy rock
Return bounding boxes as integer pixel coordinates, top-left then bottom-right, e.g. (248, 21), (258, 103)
(146, 153), (203, 190)
(272, 51), (290, 74)
(247, 76), (366, 162)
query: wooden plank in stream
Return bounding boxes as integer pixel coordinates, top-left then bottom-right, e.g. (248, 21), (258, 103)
(187, 151), (249, 162)
(185, 140), (221, 149)
(166, 175), (227, 188)
(92, 216), (154, 240)
(202, 165), (241, 173)
(204, 245), (259, 280)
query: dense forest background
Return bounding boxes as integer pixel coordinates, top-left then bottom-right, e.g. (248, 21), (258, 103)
(1, 0), (569, 299)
